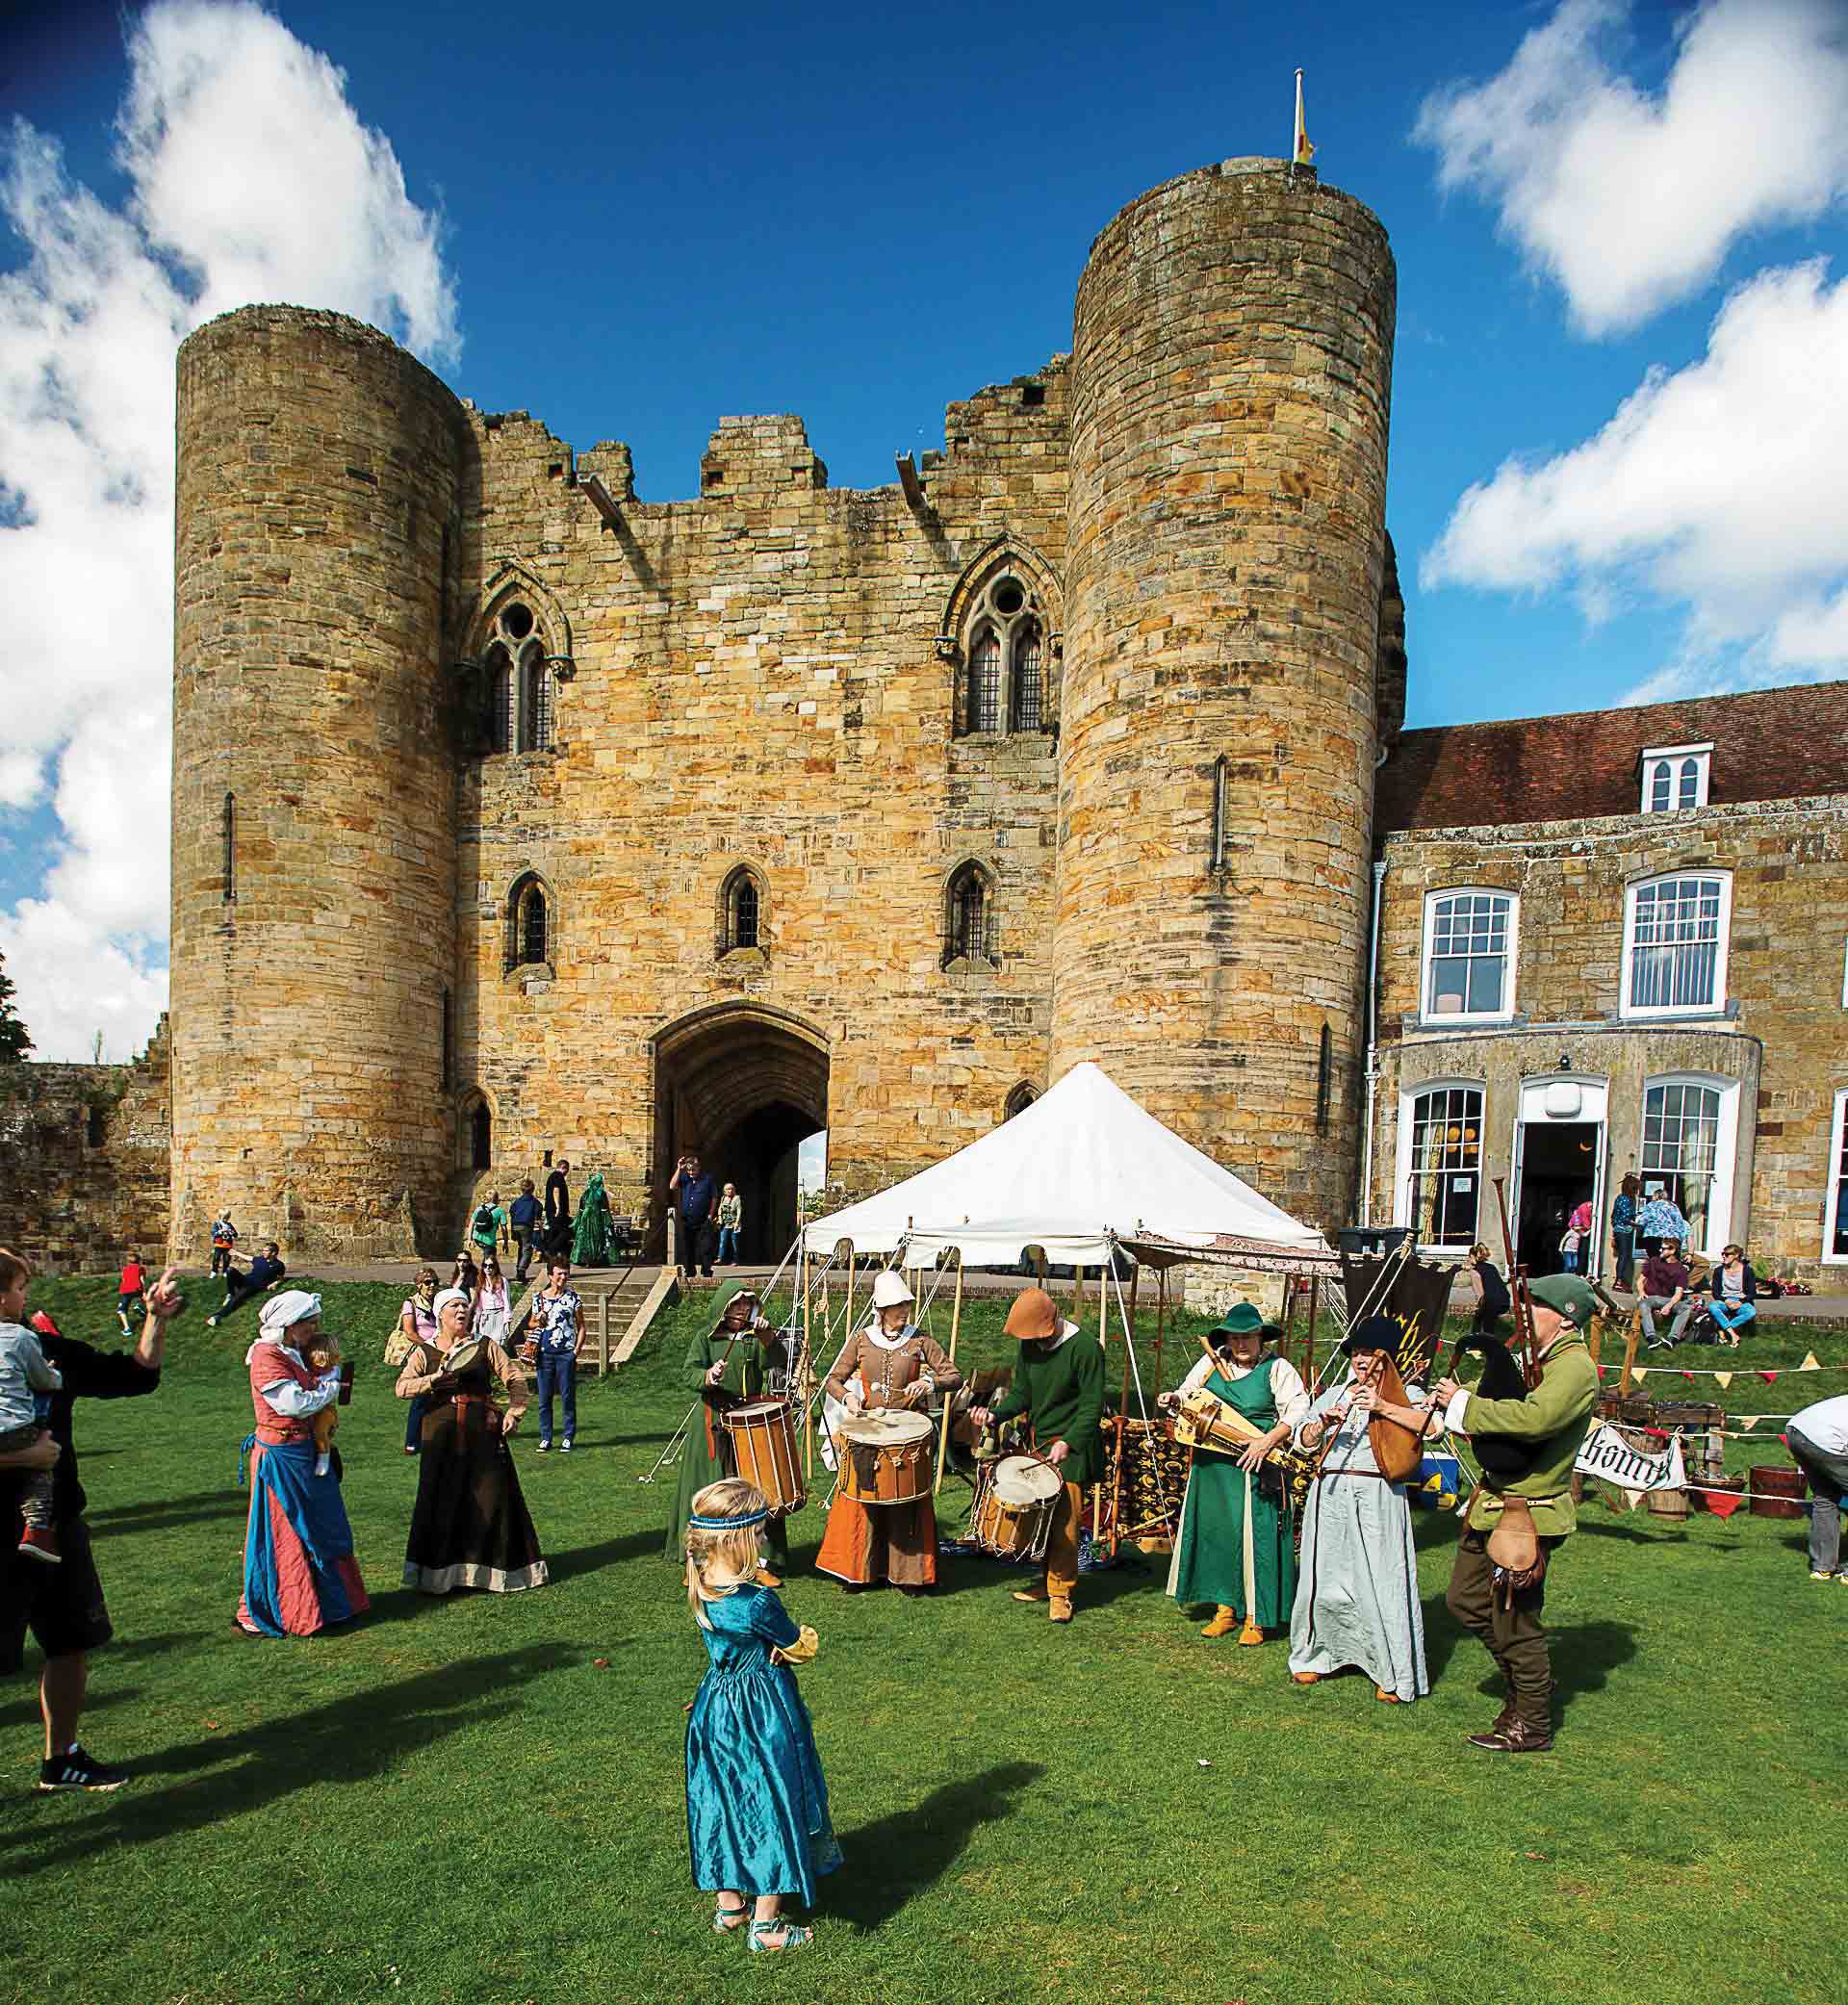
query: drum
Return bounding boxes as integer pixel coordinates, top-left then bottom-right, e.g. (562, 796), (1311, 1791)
(722, 1400), (806, 1515)
(834, 1410), (935, 1506)
(968, 1453), (1062, 1561)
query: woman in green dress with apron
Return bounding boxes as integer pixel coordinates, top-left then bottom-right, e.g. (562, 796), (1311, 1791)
(664, 1287), (795, 1581)
(1159, 1302), (1310, 1641)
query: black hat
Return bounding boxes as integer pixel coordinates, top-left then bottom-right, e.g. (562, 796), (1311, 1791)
(1342, 1314), (1398, 1358)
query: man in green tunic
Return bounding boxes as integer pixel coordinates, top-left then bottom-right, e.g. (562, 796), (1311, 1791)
(1433, 1271), (1601, 1754)
(967, 1287), (1105, 1625)
(1159, 1303), (1310, 1642)
(664, 1288), (793, 1581)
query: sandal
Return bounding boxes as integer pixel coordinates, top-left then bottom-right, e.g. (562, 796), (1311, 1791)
(747, 1919), (813, 1954)
(712, 1901), (748, 1934)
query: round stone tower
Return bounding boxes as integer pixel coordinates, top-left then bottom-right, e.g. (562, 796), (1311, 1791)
(1054, 159), (1397, 1228)
(169, 306), (470, 1261)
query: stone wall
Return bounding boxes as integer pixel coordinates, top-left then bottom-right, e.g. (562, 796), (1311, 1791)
(0, 1020), (171, 1273)
(1054, 158), (1397, 1231)
(168, 309), (472, 1262)
(449, 362), (1073, 1252)
(1367, 796), (1848, 1278)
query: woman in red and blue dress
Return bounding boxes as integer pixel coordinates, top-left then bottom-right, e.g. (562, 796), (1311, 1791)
(236, 1291), (369, 1637)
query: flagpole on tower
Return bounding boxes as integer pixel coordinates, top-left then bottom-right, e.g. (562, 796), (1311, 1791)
(1293, 67), (1316, 175)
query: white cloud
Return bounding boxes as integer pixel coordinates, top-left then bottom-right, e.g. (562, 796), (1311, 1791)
(1416, 0), (1848, 336)
(1425, 260), (1848, 611)
(0, 1), (457, 1061)
(1423, 260), (1848, 696)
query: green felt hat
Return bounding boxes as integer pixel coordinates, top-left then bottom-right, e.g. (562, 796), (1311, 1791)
(1213, 1301), (1265, 1336)
(1528, 1272), (1598, 1327)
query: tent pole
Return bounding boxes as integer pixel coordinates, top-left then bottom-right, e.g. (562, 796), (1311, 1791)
(1303, 1275), (1320, 1388)
(801, 1241), (813, 1482)
(933, 1252), (963, 1498)
(1108, 1271), (1134, 1558)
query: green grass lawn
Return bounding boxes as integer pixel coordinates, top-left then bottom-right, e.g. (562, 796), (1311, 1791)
(3, 1273), (1844, 2005)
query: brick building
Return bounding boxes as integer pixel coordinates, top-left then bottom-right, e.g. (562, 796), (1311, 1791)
(1369, 683), (1848, 1281)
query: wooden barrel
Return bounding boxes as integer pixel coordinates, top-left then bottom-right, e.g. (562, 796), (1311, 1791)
(1749, 1465), (1808, 1519)
(1647, 1482), (1690, 1521)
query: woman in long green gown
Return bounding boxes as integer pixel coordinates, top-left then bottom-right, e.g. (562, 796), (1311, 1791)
(1159, 1302), (1310, 1641)
(664, 1288), (794, 1578)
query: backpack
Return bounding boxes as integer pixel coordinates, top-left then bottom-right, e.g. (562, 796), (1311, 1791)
(473, 1202), (497, 1235)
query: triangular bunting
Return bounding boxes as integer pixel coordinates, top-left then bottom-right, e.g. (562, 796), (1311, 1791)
(1738, 1414), (1759, 1429)
(1632, 1367), (1649, 1382)
(1800, 1352), (1821, 1371)
(1682, 1370), (1696, 1381)
(1596, 1364), (1606, 1377)
(1713, 1371), (1733, 1390)
(1759, 1371), (1779, 1383)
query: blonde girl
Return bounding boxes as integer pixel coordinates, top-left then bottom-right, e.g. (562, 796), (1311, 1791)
(682, 1478), (838, 1952)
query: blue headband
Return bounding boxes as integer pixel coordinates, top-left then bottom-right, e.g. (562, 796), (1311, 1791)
(689, 1506), (770, 1531)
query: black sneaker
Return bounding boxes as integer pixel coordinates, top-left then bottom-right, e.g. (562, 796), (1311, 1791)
(38, 1746), (128, 1792)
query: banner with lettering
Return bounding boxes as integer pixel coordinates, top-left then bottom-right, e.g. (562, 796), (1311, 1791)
(1573, 1424), (1686, 1495)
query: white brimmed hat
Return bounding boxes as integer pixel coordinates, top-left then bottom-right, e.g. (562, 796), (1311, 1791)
(871, 1270), (914, 1311)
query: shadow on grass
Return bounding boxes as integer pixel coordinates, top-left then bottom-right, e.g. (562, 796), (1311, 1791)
(2, 1643), (574, 1872)
(1549, 1619), (1637, 1714)
(85, 1489), (249, 1536)
(0, 1684), (139, 1732)
(829, 1761), (1042, 1932)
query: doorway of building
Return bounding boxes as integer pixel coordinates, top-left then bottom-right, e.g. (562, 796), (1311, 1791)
(1514, 1120), (1603, 1278)
(651, 1003), (830, 1266)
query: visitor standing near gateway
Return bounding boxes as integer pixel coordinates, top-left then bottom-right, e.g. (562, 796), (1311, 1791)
(1433, 1271), (1599, 1754)
(545, 1158), (573, 1255)
(1, 1247), (182, 1791)
(508, 1180), (542, 1282)
(966, 1287), (1104, 1625)
(515, 1259), (582, 1453)
(670, 1153), (719, 1280)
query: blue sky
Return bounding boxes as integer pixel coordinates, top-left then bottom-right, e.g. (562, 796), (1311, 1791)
(5, 0), (1848, 1057)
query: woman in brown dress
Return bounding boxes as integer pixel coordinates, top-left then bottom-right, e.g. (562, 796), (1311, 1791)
(395, 1287), (549, 1594)
(814, 1271), (960, 1595)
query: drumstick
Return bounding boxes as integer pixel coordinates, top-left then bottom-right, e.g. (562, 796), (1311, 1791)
(933, 1257), (963, 1498)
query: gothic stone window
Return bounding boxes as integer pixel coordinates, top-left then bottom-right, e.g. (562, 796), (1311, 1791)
(1004, 1082), (1039, 1120)
(962, 572), (1050, 736)
(507, 873), (551, 971)
(944, 862), (996, 965)
(475, 600), (554, 755)
(720, 865), (766, 954)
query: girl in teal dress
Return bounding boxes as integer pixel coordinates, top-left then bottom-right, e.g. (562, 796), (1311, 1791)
(683, 1478), (839, 1953)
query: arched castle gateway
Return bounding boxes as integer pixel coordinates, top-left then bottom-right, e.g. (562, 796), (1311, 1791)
(157, 154), (1848, 1281)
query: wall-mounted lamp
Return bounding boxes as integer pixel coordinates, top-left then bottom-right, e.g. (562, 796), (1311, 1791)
(1556, 1053), (1573, 1072)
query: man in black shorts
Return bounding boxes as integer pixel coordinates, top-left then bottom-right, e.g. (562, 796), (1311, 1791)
(0, 1247), (181, 1792)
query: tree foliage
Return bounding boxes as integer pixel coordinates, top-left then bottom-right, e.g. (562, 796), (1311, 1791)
(0, 950), (33, 1063)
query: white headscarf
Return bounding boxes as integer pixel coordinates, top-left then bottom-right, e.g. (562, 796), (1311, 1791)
(430, 1287), (470, 1323)
(246, 1289), (321, 1366)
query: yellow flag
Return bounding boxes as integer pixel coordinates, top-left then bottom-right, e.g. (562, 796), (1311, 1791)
(1714, 1371), (1733, 1391)
(1294, 69), (1315, 165)
(1739, 1415), (1759, 1429)
(1632, 1367), (1649, 1382)
(1800, 1352), (1821, 1371)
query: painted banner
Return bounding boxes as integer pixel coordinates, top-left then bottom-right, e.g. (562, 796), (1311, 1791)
(1573, 1423), (1686, 1494)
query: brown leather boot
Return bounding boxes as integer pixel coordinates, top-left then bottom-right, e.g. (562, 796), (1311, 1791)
(1466, 1716), (1554, 1753)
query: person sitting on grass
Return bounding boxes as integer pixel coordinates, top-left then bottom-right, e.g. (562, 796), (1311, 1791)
(683, 1477), (837, 1953)
(205, 1242), (286, 1327)
(1702, 1244), (1758, 1347)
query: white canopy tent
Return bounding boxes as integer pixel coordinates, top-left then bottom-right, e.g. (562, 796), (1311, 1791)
(800, 1061), (1334, 1271)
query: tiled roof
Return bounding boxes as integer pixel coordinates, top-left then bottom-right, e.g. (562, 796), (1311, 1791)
(1375, 680), (1848, 835)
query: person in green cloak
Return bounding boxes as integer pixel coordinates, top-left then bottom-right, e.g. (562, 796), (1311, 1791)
(663, 1287), (795, 1582)
(571, 1171), (617, 1268)
(1158, 1302), (1311, 1642)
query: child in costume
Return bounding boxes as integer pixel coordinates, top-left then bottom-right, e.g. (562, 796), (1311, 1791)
(0, 1249), (63, 1563)
(683, 1478), (838, 1953)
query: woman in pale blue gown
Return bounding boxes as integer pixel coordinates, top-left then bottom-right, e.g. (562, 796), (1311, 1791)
(1287, 1317), (1430, 1705)
(683, 1478), (839, 1953)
